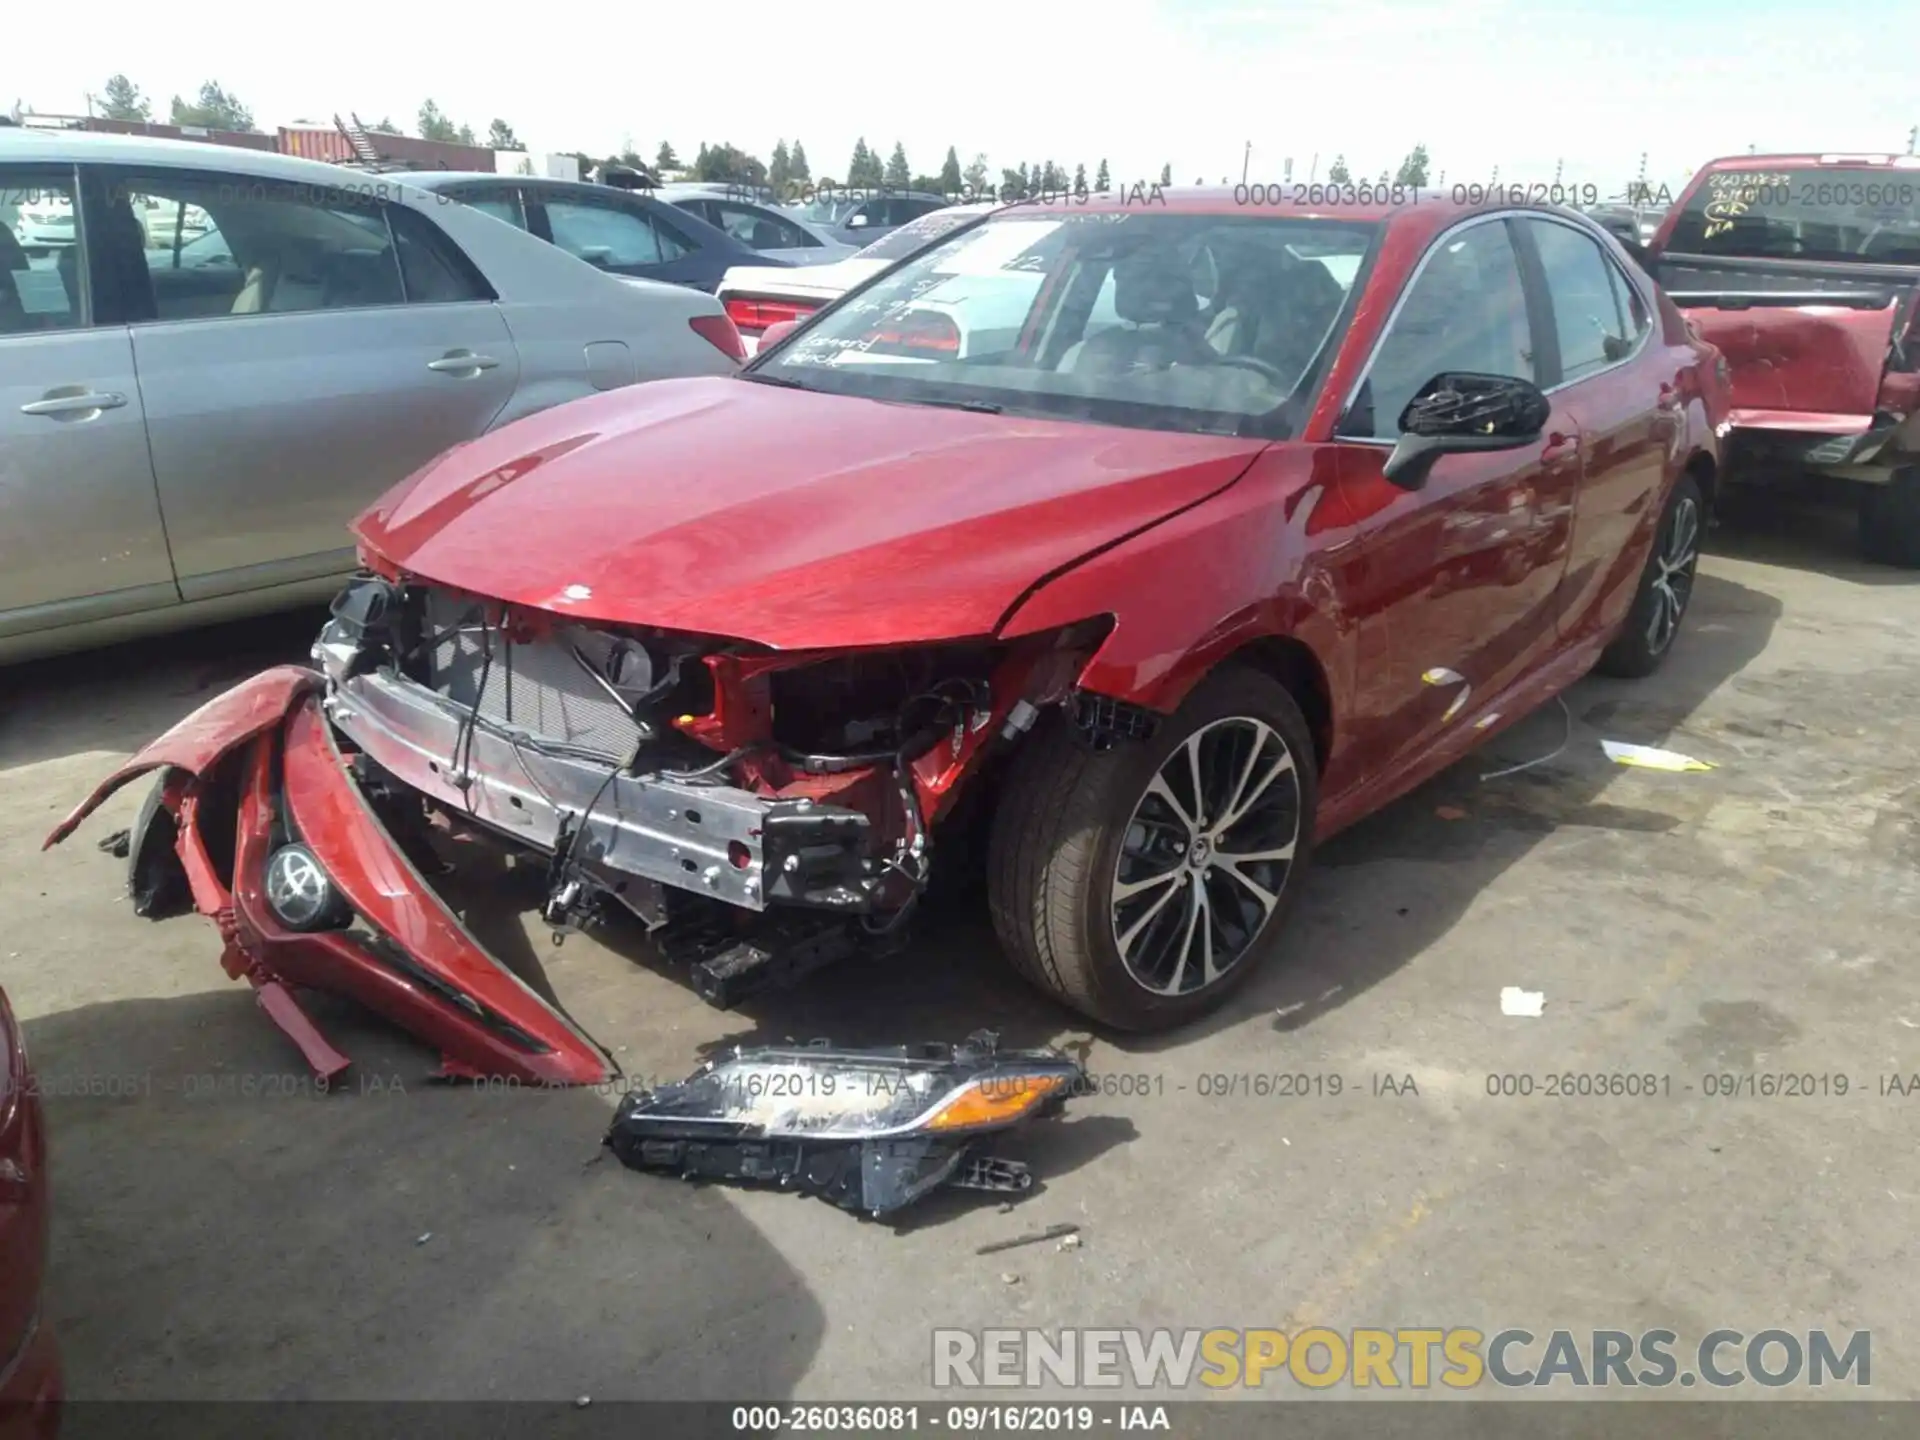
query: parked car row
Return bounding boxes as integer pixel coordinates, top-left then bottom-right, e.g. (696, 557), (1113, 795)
(0, 128), (743, 665)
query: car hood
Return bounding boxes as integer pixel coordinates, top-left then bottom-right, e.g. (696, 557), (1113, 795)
(354, 376), (1268, 649)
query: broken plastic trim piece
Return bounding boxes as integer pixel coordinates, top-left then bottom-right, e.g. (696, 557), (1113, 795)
(603, 1033), (1085, 1216)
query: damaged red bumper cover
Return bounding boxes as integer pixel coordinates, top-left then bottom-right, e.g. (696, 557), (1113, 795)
(44, 666), (614, 1087)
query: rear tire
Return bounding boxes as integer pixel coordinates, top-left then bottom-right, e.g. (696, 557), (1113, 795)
(986, 666), (1317, 1032)
(1596, 472), (1704, 679)
(1858, 466), (1920, 568)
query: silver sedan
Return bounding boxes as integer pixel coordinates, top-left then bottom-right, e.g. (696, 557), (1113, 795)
(0, 130), (745, 664)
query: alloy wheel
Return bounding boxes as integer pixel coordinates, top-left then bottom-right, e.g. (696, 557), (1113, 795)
(1110, 716), (1303, 996)
(1646, 493), (1699, 656)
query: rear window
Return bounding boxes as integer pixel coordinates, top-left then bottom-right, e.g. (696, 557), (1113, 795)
(1667, 167), (1920, 264)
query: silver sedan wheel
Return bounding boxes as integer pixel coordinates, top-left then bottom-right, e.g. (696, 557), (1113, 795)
(1646, 493), (1700, 656)
(1110, 716), (1303, 997)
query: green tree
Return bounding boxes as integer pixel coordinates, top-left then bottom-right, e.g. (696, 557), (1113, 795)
(884, 142), (911, 188)
(789, 140), (810, 181)
(487, 119), (523, 150)
(939, 146), (963, 195)
(366, 117), (402, 135)
(1327, 154), (1351, 183)
(1158, 162), (1172, 186)
(170, 81), (255, 132)
(847, 139), (883, 187)
(694, 141), (711, 174)
(769, 140), (792, 189)
(1073, 162), (1088, 195)
(100, 74), (150, 123)
(1394, 143), (1431, 187)
(656, 140), (681, 171)
(417, 100), (461, 142)
(1094, 158), (1110, 191)
(694, 142), (767, 185)
(963, 153), (989, 195)
(456, 124), (476, 146)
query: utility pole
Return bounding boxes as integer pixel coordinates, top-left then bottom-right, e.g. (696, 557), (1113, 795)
(1908, 125), (1917, 155)
(1283, 156), (1293, 181)
(1308, 152), (1318, 182)
(1241, 140), (1251, 184)
(1553, 157), (1563, 186)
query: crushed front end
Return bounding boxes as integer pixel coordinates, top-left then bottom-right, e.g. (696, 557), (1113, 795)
(45, 574), (1104, 1085)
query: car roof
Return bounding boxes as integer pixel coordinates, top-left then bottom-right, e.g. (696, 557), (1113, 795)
(0, 126), (398, 185)
(1691, 152), (1920, 173)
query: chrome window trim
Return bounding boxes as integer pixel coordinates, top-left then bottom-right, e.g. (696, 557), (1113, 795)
(1334, 208), (1650, 440)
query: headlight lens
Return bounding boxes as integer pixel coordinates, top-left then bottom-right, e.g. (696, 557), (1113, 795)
(634, 1046), (1081, 1142)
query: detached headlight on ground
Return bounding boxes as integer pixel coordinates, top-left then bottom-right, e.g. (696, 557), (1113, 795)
(604, 1033), (1085, 1216)
(263, 843), (349, 932)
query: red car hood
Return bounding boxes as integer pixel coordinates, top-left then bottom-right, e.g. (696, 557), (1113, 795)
(354, 377), (1267, 648)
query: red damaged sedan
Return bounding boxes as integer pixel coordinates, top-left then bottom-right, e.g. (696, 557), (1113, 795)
(48, 190), (1727, 1078)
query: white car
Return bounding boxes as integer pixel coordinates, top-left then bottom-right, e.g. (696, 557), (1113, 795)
(719, 202), (998, 352)
(11, 190), (74, 248)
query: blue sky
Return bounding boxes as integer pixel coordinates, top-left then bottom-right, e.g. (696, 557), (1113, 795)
(12, 0), (1911, 195)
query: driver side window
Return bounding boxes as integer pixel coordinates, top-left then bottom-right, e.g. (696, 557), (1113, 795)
(1342, 218), (1537, 440)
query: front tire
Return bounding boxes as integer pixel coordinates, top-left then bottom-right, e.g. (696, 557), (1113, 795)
(1596, 472), (1704, 679)
(987, 666), (1317, 1031)
(1858, 466), (1920, 568)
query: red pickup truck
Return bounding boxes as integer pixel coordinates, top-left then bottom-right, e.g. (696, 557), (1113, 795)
(1643, 153), (1920, 565)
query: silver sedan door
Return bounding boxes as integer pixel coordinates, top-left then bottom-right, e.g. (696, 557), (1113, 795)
(106, 167), (520, 602)
(0, 164), (178, 643)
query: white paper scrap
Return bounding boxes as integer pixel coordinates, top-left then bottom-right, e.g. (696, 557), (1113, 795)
(1602, 740), (1715, 773)
(1500, 987), (1545, 1018)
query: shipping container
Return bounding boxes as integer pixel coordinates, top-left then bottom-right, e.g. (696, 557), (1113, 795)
(277, 126), (355, 163)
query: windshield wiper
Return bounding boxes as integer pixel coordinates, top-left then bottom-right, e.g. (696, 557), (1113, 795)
(901, 396), (1004, 415)
(738, 372), (809, 390)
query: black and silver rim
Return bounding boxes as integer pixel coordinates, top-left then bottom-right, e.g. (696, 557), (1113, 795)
(1647, 493), (1699, 656)
(1110, 717), (1303, 996)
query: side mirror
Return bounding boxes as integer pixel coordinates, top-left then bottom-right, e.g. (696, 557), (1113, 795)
(846, 212), (871, 230)
(757, 319), (801, 351)
(1381, 372), (1551, 490)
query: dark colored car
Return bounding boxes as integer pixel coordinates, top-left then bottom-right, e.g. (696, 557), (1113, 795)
(786, 190), (951, 246)
(402, 172), (790, 292)
(1644, 152), (1920, 564)
(49, 190), (1726, 1077)
(0, 986), (60, 1439)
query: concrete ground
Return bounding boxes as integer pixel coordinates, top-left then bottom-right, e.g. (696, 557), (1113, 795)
(4, 492), (1918, 1411)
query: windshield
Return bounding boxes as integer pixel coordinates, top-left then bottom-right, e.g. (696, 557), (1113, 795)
(745, 210), (1376, 438)
(1667, 166), (1920, 263)
(853, 207), (992, 261)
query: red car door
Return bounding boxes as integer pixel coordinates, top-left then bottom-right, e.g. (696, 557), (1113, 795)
(1327, 216), (1580, 774)
(1514, 216), (1676, 649)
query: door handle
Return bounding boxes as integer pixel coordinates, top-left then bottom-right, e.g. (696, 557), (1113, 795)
(427, 352), (502, 375)
(1656, 384), (1681, 413)
(20, 391), (127, 417)
(1542, 431), (1581, 456)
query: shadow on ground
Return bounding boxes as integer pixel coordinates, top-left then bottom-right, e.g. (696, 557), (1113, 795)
(24, 988), (826, 1403)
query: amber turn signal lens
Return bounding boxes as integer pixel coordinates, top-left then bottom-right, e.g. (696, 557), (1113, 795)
(923, 1074), (1070, 1132)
